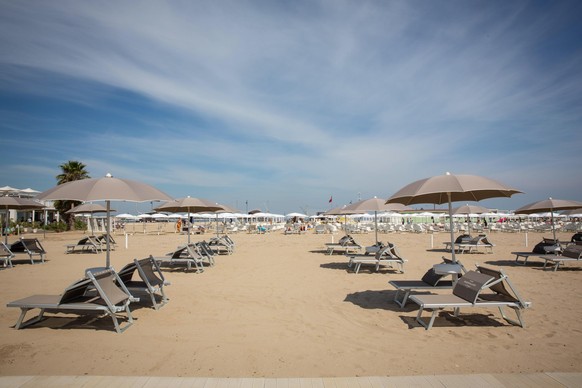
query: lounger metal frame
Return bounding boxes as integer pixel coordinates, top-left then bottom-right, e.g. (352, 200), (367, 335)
(7, 268), (136, 333)
(410, 266), (531, 330)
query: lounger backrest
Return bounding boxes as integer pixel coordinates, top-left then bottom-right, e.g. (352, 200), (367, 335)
(385, 243), (404, 260)
(455, 234), (471, 244)
(375, 245), (392, 260)
(77, 237), (90, 245)
(89, 269), (130, 306)
(117, 262), (138, 284)
(22, 239), (45, 253)
(452, 271), (494, 303)
(59, 278), (93, 304)
(135, 257), (164, 287)
(476, 266), (518, 302)
(421, 268), (445, 286)
(562, 244), (582, 259)
(169, 246), (188, 258)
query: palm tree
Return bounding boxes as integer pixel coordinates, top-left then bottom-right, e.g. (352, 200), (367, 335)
(54, 161), (90, 230)
(56, 160), (90, 184)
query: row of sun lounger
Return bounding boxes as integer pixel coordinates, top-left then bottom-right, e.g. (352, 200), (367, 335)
(387, 261), (531, 329)
(345, 242), (407, 274)
(154, 236), (235, 273)
(443, 234), (495, 254)
(5, 234), (239, 333)
(1, 238), (46, 267)
(6, 255), (169, 333)
(65, 234), (117, 254)
(513, 241), (582, 271)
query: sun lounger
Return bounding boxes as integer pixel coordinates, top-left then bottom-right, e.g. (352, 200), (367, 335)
(512, 238), (562, 266)
(193, 241), (216, 266)
(410, 265), (531, 330)
(95, 234), (116, 251)
(117, 255), (170, 310)
(325, 235), (362, 255)
(444, 234), (494, 254)
(0, 242), (14, 268)
(208, 235), (234, 255)
(154, 245), (205, 273)
(6, 268), (136, 333)
(346, 243), (406, 274)
(540, 244), (582, 271)
(9, 238), (46, 264)
(65, 235), (101, 254)
(388, 259), (467, 307)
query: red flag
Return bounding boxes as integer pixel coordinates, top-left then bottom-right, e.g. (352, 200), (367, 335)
(329, 196), (333, 203)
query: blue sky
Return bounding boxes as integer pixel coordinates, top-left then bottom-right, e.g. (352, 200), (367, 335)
(1, 1), (581, 215)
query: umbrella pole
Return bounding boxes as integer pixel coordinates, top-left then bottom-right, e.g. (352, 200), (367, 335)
(187, 209), (191, 245)
(448, 193), (456, 263)
(216, 214), (219, 238)
(4, 208), (8, 245)
(374, 211), (378, 244)
(550, 208), (557, 241)
(106, 200), (111, 268)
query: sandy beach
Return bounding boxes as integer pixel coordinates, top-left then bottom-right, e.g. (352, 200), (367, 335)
(1, 227), (581, 378)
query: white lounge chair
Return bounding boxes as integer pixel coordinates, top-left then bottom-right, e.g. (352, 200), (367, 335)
(346, 243), (406, 274)
(9, 238), (46, 264)
(325, 235), (362, 255)
(7, 268), (136, 333)
(410, 265), (531, 330)
(117, 255), (170, 310)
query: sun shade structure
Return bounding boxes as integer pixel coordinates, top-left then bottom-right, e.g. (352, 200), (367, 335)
(515, 198), (582, 241)
(386, 172), (522, 262)
(66, 203), (116, 235)
(0, 197), (45, 244)
(65, 203), (115, 214)
(343, 197), (412, 244)
(155, 197), (223, 243)
(37, 173), (173, 268)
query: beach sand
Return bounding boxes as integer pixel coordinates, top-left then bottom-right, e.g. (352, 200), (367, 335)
(1, 228), (581, 378)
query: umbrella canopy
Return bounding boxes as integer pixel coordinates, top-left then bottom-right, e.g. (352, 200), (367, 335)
(515, 198), (582, 241)
(0, 197), (45, 243)
(451, 204), (489, 236)
(66, 202), (116, 235)
(37, 173), (173, 267)
(65, 203), (114, 214)
(451, 204), (489, 215)
(154, 196), (223, 243)
(562, 208), (582, 217)
(387, 172), (522, 262)
(343, 197), (413, 243)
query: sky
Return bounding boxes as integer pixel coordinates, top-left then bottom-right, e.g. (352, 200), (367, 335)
(1, 0), (581, 216)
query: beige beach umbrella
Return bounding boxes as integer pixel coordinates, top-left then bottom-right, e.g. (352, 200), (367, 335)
(37, 173), (173, 268)
(154, 196), (223, 243)
(66, 203), (116, 235)
(343, 197), (412, 243)
(386, 172), (522, 262)
(451, 204), (489, 236)
(515, 198), (582, 241)
(0, 197), (45, 244)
